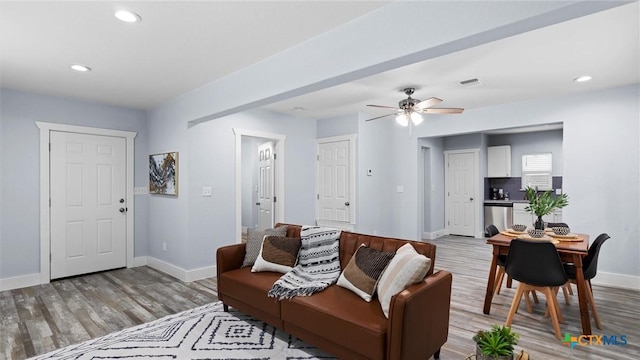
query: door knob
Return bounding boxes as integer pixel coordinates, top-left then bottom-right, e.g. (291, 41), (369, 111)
(345, 201), (350, 206)
(255, 202), (260, 206)
(119, 198), (125, 203)
(470, 197), (474, 201)
(119, 207), (127, 213)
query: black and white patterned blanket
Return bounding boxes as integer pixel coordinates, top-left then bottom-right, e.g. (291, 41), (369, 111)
(268, 226), (341, 300)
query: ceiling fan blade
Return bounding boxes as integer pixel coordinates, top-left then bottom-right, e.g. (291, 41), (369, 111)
(415, 97), (442, 109)
(365, 113), (397, 121)
(366, 104), (398, 110)
(421, 108), (464, 114)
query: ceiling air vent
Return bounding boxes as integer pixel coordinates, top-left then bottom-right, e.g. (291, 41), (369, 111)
(458, 78), (485, 88)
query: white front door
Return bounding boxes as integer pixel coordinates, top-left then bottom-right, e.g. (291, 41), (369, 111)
(446, 151), (476, 236)
(317, 139), (351, 223)
(257, 141), (274, 231)
(50, 131), (127, 279)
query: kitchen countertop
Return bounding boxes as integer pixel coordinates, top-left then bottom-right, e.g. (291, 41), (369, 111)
(483, 199), (529, 206)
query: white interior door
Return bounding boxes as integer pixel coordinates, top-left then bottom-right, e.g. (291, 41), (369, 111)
(317, 139), (350, 223)
(50, 131), (127, 279)
(446, 151), (476, 236)
(257, 141), (274, 231)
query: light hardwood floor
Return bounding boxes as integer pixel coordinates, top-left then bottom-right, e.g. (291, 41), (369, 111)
(1, 235), (638, 359)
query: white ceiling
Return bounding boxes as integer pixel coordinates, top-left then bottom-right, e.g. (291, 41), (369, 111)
(0, 1), (389, 109)
(1, 1), (638, 121)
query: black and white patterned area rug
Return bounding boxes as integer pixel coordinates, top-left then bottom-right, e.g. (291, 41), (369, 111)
(30, 301), (336, 359)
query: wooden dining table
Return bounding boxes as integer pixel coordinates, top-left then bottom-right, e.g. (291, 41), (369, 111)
(483, 231), (592, 335)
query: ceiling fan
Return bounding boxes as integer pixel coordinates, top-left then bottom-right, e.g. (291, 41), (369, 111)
(366, 87), (463, 126)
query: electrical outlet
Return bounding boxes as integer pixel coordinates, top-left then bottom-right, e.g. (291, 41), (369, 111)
(202, 187), (212, 197)
(134, 187), (148, 195)
(162, 241), (167, 251)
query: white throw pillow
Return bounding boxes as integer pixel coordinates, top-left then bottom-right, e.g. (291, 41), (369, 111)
(376, 243), (431, 318)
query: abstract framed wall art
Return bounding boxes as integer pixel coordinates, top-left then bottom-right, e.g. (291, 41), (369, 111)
(149, 152), (178, 196)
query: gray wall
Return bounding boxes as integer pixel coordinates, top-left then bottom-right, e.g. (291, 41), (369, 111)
(241, 137), (263, 230)
(388, 85), (639, 279)
(0, 88), (149, 278)
(146, 100), (316, 270)
(488, 129), (564, 176)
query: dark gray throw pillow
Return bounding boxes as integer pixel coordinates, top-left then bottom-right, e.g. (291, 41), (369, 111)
(242, 225), (288, 267)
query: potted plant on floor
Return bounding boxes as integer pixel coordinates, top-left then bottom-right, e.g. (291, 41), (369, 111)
(524, 186), (569, 230)
(472, 324), (520, 360)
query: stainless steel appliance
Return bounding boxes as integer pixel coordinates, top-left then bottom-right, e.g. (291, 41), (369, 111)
(484, 202), (513, 234)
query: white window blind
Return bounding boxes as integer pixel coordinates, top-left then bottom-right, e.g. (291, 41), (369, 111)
(521, 153), (552, 190)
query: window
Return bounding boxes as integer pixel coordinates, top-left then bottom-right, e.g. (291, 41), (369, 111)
(521, 153), (552, 190)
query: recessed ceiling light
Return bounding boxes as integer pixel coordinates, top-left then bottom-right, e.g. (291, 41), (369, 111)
(70, 64), (92, 72)
(574, 75), (592, 83)
(115, 10), (141, 23)
(292, 107), (305, 111)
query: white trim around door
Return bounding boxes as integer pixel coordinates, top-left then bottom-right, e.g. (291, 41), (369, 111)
(443, 148), (482, 238)
(316, 134), (356, 231)
(36, 122), (137, 284)
(233, 128), (286, 244)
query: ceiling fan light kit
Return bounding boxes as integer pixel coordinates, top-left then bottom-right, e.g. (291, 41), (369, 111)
(366, 87), (464, 126)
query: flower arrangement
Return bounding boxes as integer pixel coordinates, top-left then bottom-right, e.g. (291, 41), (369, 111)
(524, 186), (569, 229)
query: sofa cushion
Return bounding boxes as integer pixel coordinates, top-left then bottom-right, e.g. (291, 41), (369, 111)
(219, 267), (282, 318)
(337, 244), (395, 302)
(281, 285), (387, 360)
(242, 225), (288, 267)
(377, 243), (431, 318)
(252, 236), (301, 273)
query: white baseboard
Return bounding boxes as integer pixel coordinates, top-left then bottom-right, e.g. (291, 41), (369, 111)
(133, 256), (148, 267)
(143, 256), (215, 283)
(422, 229), (446, 240)
(591, 271), (640, 291)
(0, 273), (41, 291)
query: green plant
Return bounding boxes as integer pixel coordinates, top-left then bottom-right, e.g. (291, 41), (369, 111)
(473, 324), (519, 356)
(524, 186), (569, 217)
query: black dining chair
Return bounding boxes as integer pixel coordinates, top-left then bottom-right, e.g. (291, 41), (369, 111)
(486, 225), (511, 295)
(504, 239), (568, 339)
(563, 233), (610, 329)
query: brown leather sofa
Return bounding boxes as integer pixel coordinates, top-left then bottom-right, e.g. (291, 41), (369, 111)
(216, 224), (453, 360)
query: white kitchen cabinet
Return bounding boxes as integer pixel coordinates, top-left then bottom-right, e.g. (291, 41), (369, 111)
(513, 202), (563, 227)
(542, 209), (563, 224)
(487, 145), (511, 177)
(512, 203), (531, 227)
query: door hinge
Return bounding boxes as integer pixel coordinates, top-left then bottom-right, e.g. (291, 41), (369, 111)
(317, 194), (319, 200)
(49, 142), (51, 152)
(49, 198), (51, 207)
(273, 153), (277, 160)
(273, 196), (276, 203)
(317, 155), (319, 161)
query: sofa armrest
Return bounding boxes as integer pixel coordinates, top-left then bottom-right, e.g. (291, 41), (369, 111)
(216, 244), (245, 275)
(386, 270), (453, 360)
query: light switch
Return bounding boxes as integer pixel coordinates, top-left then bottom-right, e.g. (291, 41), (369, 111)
(396, 185), (404, 193)
(202, 187), (212, 197)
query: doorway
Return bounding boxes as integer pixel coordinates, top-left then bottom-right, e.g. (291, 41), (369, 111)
(37, 122), (136, 283)
(444, 149), (480, 237)
(234, 128), (286, 243)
